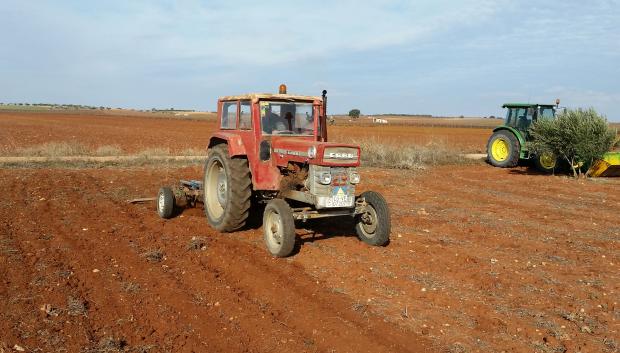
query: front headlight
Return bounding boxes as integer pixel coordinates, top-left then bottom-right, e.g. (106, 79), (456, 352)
(307, 146), (317, 159)
(349, 171), (361, 184)
(318, 172), (332, 185)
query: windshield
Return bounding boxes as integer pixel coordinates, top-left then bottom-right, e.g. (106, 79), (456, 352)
(260, 101), (315, 136)
(539, 106), (555, 119)
(505, 107), (530, 129)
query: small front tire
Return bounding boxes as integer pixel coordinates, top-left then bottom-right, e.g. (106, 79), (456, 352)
(157, 187), (175, 219)
(263, 199), (296, 257)
(355, 191), (390, 246)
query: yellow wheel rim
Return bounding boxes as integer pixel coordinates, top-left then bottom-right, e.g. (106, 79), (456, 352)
(491, 138), (509, 162)
(539, 152), (556, 169)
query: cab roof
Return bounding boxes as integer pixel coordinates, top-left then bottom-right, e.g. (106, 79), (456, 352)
(219, 93), (320, 102)
(502, 103), (556, 108)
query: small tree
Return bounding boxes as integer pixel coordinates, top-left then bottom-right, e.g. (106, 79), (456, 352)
(529, 108), (616, 177)
(348, 109), (361, 119)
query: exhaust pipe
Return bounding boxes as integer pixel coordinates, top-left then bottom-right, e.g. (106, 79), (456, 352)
(321, 90), (328, 142)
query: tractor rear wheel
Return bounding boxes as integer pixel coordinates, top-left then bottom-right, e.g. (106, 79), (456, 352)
(203, 144), (251, 232)
(534, 151), (557, 174)
(487, 130), (520, 168)
(263, 199), (296, 257)
(355, 191), (390, 246)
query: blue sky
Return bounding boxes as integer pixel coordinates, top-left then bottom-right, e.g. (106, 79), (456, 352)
(1, 0), (619, 120)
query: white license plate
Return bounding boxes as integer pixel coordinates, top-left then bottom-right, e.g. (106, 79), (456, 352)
(325, 194), (353, 208)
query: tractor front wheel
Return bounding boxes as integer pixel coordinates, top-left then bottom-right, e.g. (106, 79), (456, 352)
(157, 187), (175, 219)
(534, 151), (557, 174)
(263, 199), (296, 257)
(355, 191), (390, 246)
(487, 130), (520, 168)
(203, 144), (252, 232)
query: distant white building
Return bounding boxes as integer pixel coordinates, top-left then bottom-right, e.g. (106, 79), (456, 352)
(370, 116), (388, 124)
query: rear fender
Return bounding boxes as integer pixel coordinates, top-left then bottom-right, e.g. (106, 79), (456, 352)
(208, 133), (247, 157)
(492, 126), (527, 159)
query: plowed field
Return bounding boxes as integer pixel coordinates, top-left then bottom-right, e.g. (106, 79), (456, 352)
(1, 111), (618, 353)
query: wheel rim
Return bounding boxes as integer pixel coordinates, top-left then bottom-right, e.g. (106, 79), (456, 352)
(158, 192), (165, 213)
(539, 152), (556, 169)
(264, 208), (283, 251)
(206, 159), (226, 219)
(491, 138), (509, 162)
(359, 205), (378, 238)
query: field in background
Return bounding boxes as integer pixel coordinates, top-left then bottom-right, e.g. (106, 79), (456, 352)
(0, 110), (494, 155)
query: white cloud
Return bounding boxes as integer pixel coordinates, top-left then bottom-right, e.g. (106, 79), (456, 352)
(545, 86), (620, 118)
(2, 0), (505, 69)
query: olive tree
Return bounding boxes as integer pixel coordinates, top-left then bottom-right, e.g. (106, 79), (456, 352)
(348, 109), (361, 119)
(529, 108), (616, 177)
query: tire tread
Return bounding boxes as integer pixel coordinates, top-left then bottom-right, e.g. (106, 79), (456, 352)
(204, 144), (252, 232)
(355, 191), (390, 246)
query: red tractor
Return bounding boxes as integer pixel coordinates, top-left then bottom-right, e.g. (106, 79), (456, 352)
(157, 85), (390, 257)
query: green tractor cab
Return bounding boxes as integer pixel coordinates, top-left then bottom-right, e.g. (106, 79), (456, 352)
(487, 102), (558, 173)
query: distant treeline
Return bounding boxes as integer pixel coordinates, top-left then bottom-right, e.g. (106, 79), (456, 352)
(0, 103), (196, 113)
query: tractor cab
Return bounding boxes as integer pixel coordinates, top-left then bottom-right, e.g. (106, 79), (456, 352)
(502, 103), (556, 138)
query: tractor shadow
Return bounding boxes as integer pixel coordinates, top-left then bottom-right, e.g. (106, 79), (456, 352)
(483, 159), (569, 177)
(297, 218), (357, 241)
(243, 203), (386, 256)
(508, 160), (569, 176)
(293, 218), (369, 255)
(508, 168), (561, 176)
(245, 207), (361, 256)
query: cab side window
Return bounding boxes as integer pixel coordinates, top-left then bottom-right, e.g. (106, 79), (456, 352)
(239, 101), (252, 129)
(221, 102), (238, 129)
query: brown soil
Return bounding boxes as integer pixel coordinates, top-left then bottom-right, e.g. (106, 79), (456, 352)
(1, 165), (618, 353)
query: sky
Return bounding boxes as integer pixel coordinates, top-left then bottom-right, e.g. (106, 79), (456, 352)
(1, 0), (619, 120)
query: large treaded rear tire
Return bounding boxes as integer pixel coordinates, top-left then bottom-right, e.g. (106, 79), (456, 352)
(355, 191), (390, 246)
(487, 130), (520, 168)
(203, 144), (252, 232)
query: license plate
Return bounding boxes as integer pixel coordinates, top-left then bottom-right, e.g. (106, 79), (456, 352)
(325, 195), (353, 208)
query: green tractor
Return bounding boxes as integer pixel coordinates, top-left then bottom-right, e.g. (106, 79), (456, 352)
(486, 101), (559, 173)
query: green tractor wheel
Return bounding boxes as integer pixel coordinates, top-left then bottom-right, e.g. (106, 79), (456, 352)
(487, 130), (520, 168)
(533, 151), (557, 174)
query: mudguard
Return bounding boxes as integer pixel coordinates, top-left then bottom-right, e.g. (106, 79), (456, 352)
(208, 132), (247, 157)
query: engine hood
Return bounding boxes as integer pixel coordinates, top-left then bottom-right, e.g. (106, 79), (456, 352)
(270, 137), (360, 167)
